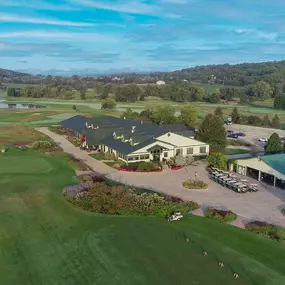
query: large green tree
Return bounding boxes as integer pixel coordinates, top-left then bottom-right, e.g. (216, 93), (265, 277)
(208, 92), (220, 103)
(121, 108), (139, 120)
(265, 133), (282, 154)
(231, 107), (240, 124)
(207, 152), (227, 170)
(214, 107), (223, 119)
(248, 81), (273, 100)
(179, 105), (197, 127)
(151, 105), (176, 124)
(101, 98), (117, 110)
(272, 114), (281, 129)
(196, 114), (227, 150)
(262, 114), (271, 127)
(274, 95), (285, 109)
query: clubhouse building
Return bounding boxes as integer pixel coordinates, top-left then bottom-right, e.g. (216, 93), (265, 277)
(60, 115), (209, 163)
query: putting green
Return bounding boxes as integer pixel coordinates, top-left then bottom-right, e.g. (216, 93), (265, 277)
(0, 155), (53, 174)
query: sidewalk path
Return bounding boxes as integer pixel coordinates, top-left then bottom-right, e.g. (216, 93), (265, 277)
(36, 127), (285, 228)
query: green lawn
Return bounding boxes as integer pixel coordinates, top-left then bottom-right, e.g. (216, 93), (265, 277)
(0, 145), (285, 284)
(0, 126), (50, 143)
(0, 153), (53, 174)
(225, 148), (251, 155)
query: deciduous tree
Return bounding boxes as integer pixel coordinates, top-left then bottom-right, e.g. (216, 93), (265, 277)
(179, 105), (197, 127)
(272, 114), (281, 129)
(101, 98), (117, 110)
(207, 153), (227, 170)
(196, 114), (227, 150)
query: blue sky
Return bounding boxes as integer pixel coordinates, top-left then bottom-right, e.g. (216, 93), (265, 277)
(1, 0), (285, 75)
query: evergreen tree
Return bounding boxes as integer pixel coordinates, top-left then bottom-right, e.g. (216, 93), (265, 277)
(262, 114), (270, 127)
(265, 133), (283, 154)
(214, 107), (223, 119)
(231, 107), (240, 124)
(196, 114), (227, 150)
(272, 115), (281, 129)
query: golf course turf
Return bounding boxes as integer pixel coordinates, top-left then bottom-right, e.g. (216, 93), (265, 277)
(0, 147), (285, 284)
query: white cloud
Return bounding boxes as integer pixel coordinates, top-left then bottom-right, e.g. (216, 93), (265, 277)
(68, 0), (180, 17)
(0, 31), (119, 42)
(234, 29), (278, 40)
(0, 13), (94, 26)
(0, 0), (78, 11)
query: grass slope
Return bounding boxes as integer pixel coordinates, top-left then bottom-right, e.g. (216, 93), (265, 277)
(0, 147), (284, 284)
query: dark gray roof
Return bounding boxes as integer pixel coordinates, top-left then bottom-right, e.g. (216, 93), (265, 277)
(59, 115), (195, 154)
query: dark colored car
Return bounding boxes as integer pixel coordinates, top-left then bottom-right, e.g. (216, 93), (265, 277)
(236, 132), (246, 137)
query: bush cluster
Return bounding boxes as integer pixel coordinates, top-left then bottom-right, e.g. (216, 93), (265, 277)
(246, 221), (285, 241)
(32, 140), (56, 150)
(183, 180), (208, 190)
(65, 180), (199, 216)
(205, 208), (237, 223)
(116, 161), (161, 172)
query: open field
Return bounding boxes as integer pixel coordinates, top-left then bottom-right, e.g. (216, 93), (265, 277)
(1, 143), (285, 284)
(0, 126), (50, 143)
(2, 96), (285, 128)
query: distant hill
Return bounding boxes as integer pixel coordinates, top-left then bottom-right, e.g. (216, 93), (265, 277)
(2, 60), (285, 88)
(0, 68), (31, 79)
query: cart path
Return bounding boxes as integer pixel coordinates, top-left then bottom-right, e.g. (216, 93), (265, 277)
(36, 127), (285, 228)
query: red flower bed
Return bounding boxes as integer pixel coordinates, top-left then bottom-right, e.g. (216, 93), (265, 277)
(115, 167), (163, 173)
(171, 165), (184, 170)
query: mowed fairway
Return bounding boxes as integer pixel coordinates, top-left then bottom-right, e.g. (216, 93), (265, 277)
(0, 146), (285, 285)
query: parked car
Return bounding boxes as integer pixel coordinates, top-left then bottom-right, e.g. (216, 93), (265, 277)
(229, 133), (239, 139)
(167, 212), (183, 222)
(258, 138), (267, 142)
(236, 132), (246, 137)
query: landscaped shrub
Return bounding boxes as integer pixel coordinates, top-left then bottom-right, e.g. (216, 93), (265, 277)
(63, 182), (92, 197)
(32, 140), (56, 150)
(182, 180), (208, 190)
(66, 180), (200, 216)
(246, 221), (285, 241)
(78, 175), (93, 182)
(205, 208), (237, 223)
(48, 125), (65, 135)
(137, 162), (160, 172)
(67, 136), (80, 147)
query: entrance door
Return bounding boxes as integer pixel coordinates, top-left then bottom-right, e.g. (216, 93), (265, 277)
(151, 148), (161, 161)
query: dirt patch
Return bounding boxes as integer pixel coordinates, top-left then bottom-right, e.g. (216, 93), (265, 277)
(31, 113), (41, 116)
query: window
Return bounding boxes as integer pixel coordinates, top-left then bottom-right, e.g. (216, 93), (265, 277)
(187, 148), (193, 155)
(164, 152), (168, 158)
(176, 148), (182, 156)
(140, 155), (150, 160)
(127, 157), (134, 161)
(200, 146), (206, 154)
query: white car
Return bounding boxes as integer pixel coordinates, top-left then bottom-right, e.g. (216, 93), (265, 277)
(258, 138), (267, 142)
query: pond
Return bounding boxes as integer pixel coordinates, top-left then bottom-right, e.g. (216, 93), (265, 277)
(0, 100), (46, 109)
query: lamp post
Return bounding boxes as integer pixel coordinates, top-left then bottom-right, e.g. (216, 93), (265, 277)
(194, 172), (198, 185)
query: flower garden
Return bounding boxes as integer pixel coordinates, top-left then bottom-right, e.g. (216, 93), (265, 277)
(205, 208), (237, 223)
(63, 173), (199, 216)
(182, 179), (208, 190)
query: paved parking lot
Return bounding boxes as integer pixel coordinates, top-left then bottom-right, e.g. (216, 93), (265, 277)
(226, 124), (285, 150)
